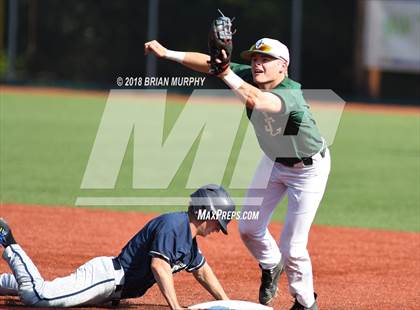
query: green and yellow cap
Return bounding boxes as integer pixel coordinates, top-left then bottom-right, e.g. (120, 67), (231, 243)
(240, 38), (290, 63)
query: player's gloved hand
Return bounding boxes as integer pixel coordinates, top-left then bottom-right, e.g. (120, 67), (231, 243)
(208, 11), (235, 76)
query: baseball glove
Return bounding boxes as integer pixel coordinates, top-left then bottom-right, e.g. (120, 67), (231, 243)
(208, 11), (235, 75)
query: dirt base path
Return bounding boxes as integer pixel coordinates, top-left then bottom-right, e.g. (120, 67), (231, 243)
(0, 204), (419, 309)
(2, 85), (420, 116)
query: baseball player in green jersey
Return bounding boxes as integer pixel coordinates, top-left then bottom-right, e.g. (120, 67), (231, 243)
(145, 22), (329, 310)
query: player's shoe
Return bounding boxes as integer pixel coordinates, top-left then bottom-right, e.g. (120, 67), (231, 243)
(0, 218), (16, 248)
(258, 262), (283, 305)
(290, 293), (318, 310)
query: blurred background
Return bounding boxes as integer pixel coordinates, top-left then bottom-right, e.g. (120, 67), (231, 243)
(0, 1), (419, 232)
(1, 0), (419, 103)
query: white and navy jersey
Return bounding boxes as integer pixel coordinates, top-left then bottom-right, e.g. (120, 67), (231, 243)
(116, 212), (206, 299)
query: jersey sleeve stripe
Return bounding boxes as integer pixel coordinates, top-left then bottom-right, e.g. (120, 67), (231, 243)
(187, 257), (206, 272)
(148, 251), (171, 263)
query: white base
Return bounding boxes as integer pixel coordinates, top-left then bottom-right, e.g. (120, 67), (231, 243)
(188, 300), (273, 310)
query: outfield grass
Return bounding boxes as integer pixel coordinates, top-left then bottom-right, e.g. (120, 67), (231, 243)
(0, 91), (419, 231)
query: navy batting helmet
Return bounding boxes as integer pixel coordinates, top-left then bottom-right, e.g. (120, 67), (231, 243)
(188, 184), (235, 234)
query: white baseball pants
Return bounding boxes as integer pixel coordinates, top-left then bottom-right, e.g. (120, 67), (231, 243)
(1, 244), (124, 307)
(239, 148), (330, 308)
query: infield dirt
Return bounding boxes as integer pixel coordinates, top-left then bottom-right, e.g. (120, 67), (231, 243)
(0, 204), (419, 309)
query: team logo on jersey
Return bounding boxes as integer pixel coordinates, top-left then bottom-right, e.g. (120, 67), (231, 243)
(262, 112), (282, 136)
(172, 261), (187, 273)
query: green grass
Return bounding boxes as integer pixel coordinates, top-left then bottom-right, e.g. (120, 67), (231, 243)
(0, 92), (105, 204)
(317, 112), (419, 231)
(0, 91), (419, 231)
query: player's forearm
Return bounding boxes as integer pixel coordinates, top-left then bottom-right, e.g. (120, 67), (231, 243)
(165, 51), (210, 73)
(218, 69), (282, 113)
(194, 263), (228, 300)
(151, 260), (183, 309)
(183, 52), (211, 73)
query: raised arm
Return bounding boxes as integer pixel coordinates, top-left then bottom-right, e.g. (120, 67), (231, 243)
(150, 257), (186, 310)
(218, 66), (282, 113)
(144, 40), (211, 74)
(144, 40), (281, 113)
(192, 262), (229, 300)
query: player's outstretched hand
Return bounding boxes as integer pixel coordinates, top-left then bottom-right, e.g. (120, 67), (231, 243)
(144, 40), (167, 58)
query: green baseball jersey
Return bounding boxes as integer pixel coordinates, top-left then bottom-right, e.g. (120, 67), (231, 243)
(230, 62), (323, 163)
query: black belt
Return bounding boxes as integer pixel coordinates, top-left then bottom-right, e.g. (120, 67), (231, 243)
(112, 257), (122, 270)
(111, 258), (123, 307)
(275, 147), (326, 167)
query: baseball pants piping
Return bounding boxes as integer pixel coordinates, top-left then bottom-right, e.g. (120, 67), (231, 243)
(239, 148), (330, 307)
(1, 244), (125, 307)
